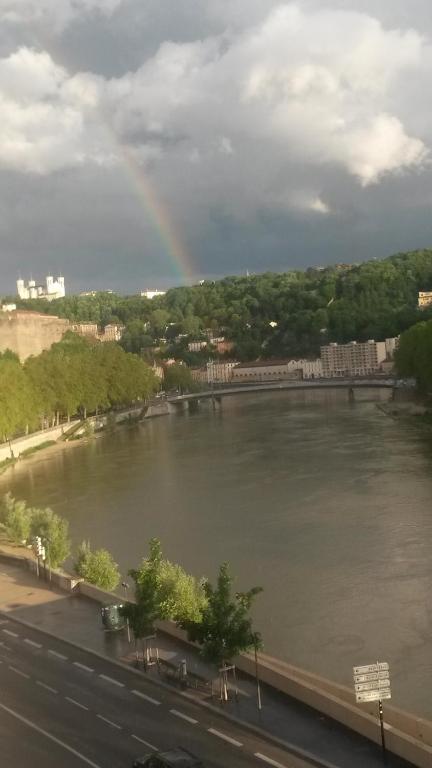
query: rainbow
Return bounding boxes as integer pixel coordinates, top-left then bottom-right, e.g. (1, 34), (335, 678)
(118, 143), (195, 284)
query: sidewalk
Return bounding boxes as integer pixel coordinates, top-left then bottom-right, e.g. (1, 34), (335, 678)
(0, 560), (415, 768)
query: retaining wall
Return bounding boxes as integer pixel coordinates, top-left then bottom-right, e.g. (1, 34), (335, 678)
(0, 420), (80, 463)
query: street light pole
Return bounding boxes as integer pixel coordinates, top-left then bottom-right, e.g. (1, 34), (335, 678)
(122, 581), (131, 643)
(45, 539), (52, 586)
(254, 640), (262, 711)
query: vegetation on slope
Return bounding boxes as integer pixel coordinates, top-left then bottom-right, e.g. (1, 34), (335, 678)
(9, 249), (432, 360)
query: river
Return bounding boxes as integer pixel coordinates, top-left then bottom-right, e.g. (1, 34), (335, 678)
(3, 389), (432, 718)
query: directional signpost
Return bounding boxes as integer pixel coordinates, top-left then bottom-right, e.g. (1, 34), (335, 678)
(353, 662), (391, 764)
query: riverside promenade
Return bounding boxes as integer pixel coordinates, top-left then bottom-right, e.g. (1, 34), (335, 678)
(0, 556), (416, 768)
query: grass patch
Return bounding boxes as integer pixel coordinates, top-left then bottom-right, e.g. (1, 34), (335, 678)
(0, 456), (16, 473)
(19, 440), (56, 458)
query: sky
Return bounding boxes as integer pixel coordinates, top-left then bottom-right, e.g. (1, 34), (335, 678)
(2, 0), (432, 294)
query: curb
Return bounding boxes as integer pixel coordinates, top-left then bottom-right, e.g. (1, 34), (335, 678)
(0, 610), (341, 768)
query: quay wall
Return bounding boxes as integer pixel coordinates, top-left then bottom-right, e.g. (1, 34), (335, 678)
(0, 420), (80, 463)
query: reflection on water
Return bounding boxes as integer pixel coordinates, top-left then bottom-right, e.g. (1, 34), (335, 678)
(4, 389), (432, 717)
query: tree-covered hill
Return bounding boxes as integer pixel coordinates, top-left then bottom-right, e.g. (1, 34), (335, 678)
(9, 249), (432, 360)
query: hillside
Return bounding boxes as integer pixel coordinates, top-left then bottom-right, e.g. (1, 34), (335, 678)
(9, 249), (432, 361)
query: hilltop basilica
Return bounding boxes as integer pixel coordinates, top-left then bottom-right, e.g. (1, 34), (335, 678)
(17, 275), (65, 301)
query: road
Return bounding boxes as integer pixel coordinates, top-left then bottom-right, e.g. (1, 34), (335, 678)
(0, 616), (321, 768)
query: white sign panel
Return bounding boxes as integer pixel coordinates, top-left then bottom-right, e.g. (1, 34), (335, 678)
(356, 689), (392, 703)
(355, 680), (391, 693)
(353, 662), (391, 704)
(353, 663), (389, 675)
(354, 671), (389, 684)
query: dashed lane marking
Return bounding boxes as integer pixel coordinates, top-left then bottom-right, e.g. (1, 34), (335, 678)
(131, 734), (158, 752)
(9, 665), (30, 679)
(99, 674), (124, 687)
(24, 638), (42, 649)
(36, 681), (58, 694)
(170, 709), (198, 725)
(2, 629), (18, 638)
(208, 728), (242, 747)
(65, 697), (89, 711)
(97, 714), (122, 730)
(131, 689), (161, 706)
(48, 649), (68, 661)
(254, 754), (289, 768)
(0, 642), (11, 650)
(73, 662), (94, 673)
(0, 700), (102, 768)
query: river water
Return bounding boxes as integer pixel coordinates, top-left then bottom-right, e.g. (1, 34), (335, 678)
(3, 389), (432, 717)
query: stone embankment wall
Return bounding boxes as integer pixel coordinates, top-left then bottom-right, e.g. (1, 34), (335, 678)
(0, 421), (80, 463)
(0, 311), (70, 361)
(0, 546), (430, 768)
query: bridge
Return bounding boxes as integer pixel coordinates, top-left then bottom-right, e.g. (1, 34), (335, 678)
(167, 377), (400, 404)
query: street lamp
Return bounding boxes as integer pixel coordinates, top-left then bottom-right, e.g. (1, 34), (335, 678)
(253, 634), (262, 711)
(122, 581), (131, 643)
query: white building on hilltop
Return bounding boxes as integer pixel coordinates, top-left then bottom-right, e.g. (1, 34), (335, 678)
(141, 289), (166, 300)
(17, 275), (65, 302)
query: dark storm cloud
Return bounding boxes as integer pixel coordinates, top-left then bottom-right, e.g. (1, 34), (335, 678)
(1, 0), (432, 293)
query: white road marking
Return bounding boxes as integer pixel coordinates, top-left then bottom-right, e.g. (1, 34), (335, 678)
(24, 638), (42, 649)
(170, 709), (198, 725)
(73, 662), (94, 673)
(0, 700), (102, 768)
(2, 629), (18, 638)
(208, 728), (242, 747)
(48, 649), (68, 661)
(9, 665), (30, 679)
(97, 714), (121, 730)
(65, 697), (89, 711)
(36, 681), (58, 694)
(0, 642), (11, 650)
(254, 754), (289, 768)
(99, 674), (124, 687)
(131, 689), (160, 706)
(131, 734), (158, 751)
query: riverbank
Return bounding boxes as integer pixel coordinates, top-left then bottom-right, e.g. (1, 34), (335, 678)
(0, 404), (151, 479)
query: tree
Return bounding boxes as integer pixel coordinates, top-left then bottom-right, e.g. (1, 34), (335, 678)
(121, 539), (206, 647)
(395, 320), (432, 392)
(30, 507), (71, 568)
(182, 563), (262, 667)
(74, 541), (120, 591)
(163, 363), (194, 393)
(0, 494), (31, 544)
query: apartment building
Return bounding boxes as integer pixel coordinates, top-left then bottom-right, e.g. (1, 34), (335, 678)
(320, 339), (393, 377)
(418, 291), (432, 309)
(232, 360), (302, 383)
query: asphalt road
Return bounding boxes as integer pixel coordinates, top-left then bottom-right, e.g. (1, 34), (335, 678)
(0, 616), (319, 768)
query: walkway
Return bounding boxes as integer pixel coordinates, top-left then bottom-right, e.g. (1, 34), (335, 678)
(0, 559), (415, 768)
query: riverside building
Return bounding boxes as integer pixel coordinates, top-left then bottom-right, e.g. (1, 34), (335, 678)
(231, 358), (323, 383)
(320, 338), (398, 378)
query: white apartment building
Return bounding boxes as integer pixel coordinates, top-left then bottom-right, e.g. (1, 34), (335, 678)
(141, 290), (166, 300)
(320, 339), (398, 377)
(418, 291), (432, 309)
(17, 275), (65, 301)
(207, 361), (239, 383)
(188, 340), (208, 352)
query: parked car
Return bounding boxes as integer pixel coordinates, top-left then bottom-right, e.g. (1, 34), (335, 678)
(133, 747), (203, 767)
